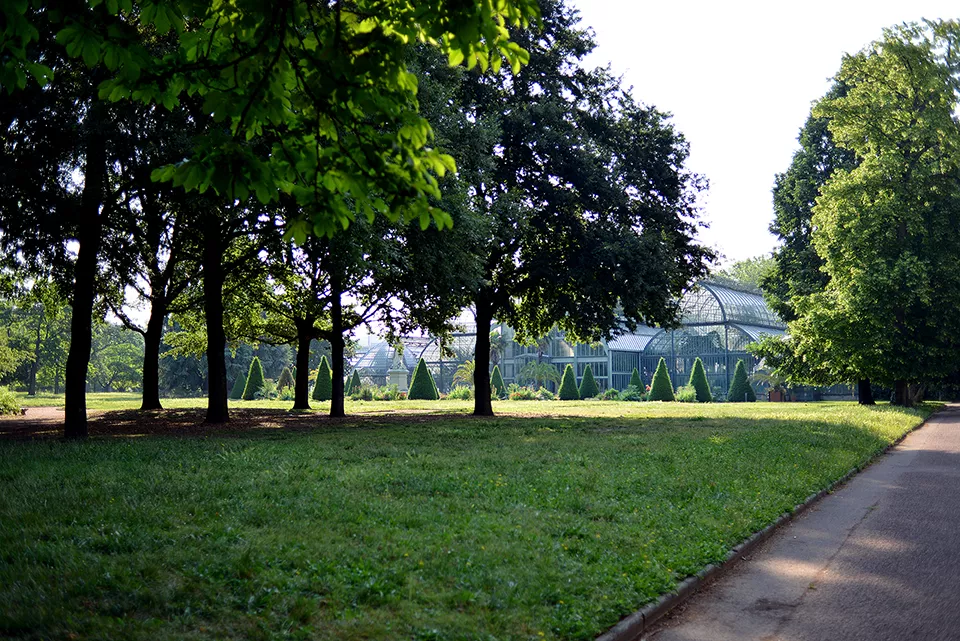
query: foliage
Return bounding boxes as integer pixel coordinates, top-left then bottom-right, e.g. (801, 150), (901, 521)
(578, 364), (600, 399)
(446, 386), (473, 400)
(728, 360), (757, 402)
(0, 386), (21, 415)
(452, 360), (475, 387)
(276, 367), (295, 391)
(344, 370), (362, 395)
(535, 387), (557, 401)
(408, 358), (439, 401)
(648, 358), (675, 401)
(312, 356), (332, 402)
(601, 388), (621, 401)
(228, 375), (246, 401)
(629, 367), (643, 391)
(348, 385), (401, 402)
(675, 386), (697, 403)
(558, 364), (580, 400)
(490, 366), (507, 400)
(0, 402), (933, 640)
(688, 357), (712, 402)
(620, 386), (646, 402)
(241, 357), (265, 401)
(517, 360), (561, 389)
(508, 386), (538, 401)
(711, 256), (774, 293)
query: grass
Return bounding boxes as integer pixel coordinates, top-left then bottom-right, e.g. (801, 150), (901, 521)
(0, 399), (936, 640)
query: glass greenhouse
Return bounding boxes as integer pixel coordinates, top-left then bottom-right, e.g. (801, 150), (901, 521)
(350, 281), (797, 398)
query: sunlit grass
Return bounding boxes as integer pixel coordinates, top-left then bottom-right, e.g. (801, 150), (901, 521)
(0, 399), (936, 640)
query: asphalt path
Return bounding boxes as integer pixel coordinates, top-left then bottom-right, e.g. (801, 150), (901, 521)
(648, 404), (960, 641)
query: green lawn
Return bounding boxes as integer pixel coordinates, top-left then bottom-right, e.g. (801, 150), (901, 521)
(0, 400), (936, 640)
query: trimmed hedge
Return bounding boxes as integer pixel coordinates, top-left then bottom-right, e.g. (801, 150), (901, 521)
(688, 357), (712, 402)
(229, 375), (246, 400)
(345, 370), (362, 395)
(277, 367), (295, 391)
(313, 356), (332, 401)
(629, 367), (643, 390)
(728, 359), (756, 402)
(242, 357), (265, 400)
(408, 358), (439, 400)
(648, 358), (675, 401)
(578, 364), (599, 399)
(491, 365), (507, 399)
(558, 364), (579, 400)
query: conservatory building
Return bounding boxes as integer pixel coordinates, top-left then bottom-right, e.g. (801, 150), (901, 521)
(350, 281), (788, 398)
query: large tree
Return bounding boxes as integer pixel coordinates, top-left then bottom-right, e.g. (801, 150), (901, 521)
(773, 22), (960, 405)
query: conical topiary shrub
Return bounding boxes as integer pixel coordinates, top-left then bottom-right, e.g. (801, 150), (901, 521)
(408, 358), (439, 400)
(579, 364), (599, 398)
(229, 375), (246, 400)
(728, 359), (756, 402)
(629, 367), (643, 390)
(277, 367), (295, 391)
(313, 355), (332, 401)
(688, 357), (712, 402)
(242, 357), (266, 400)
(345, 370), (362, 395)
(648, 358), (675, 401)
(491, 365), (507, 399)
(558, 364), (580, 400)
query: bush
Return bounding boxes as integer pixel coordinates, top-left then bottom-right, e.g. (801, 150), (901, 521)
(629, 367), (643, 390)
(558, 364), (579, 400)
(408, 358), (439, 400)
(313, 356), (332, 401)
(535, 387), (557, 401)
(600, 388), (620, 401)
(675, 385), (697, 402)
(578, 364), (599, 399)
(261, 378), (278, 400)
(374, 385), (399, 401)
(351, 385), (375, 401)
(728, 359), (757, 402)
(620, 385), (644, 402)
(277, 367), (294, 391)
(278, 387), (296, 401)
(648, 358), (675, 401)
(345, 370), (362, 395)
(0, 386), (21, 415)
(490, 365), (507, 399)
(229, 375), (246, 400)
(242, 357), (266, 400)
(688, 357), (712, 402)
(447, 385), (473, 400)
(508, 386), (538, 400)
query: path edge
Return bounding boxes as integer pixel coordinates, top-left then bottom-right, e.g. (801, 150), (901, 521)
(595, 404), (944, 641)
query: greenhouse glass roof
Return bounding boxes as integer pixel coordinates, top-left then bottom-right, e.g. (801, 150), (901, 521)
(680, 281), (784, 329)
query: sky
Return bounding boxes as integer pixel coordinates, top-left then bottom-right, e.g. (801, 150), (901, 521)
(572, 0), (959, 266)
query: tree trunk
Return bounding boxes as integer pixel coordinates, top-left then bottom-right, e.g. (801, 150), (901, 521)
(140, 303), (166, 410)
(857, 378), (875, 405)
(329, 278), (345, 418)
(473, 301), (494, 416)
(893, 380), (910, 407)
(64, 103), (108, 440)
(292, 319), (312, 410)
(203, 221), (229, 423)
(28, 314), (42, 396)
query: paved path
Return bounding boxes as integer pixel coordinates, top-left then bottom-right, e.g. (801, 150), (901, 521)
(649, 404), (960, 641)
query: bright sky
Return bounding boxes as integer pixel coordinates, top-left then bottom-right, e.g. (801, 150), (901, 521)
(573, 1), (958, 266)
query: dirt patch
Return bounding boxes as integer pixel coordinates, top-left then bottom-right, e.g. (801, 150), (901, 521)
(0, 407), (471, 441)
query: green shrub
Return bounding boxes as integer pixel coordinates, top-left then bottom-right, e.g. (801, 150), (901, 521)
(229, 375), (246, 400)
(408, 358), (439, 400)
(447, 385), (472, 400)
(728, 359), (757, 402)
(578, 364), (599, 399)
(261, 378), (277, 400)
(600, 388), (620, 401)
(675, 385), (697, 402)
(629, 367), (643, 390)
(278, 387), (295, 401)
(620, 385), (644, 402)
(242, 357), (266, 400)
(490, 366), (507, 399)
(277, 367), (294, 391)
(558, 364), (579, 400)
(688, 357), (712, 402)
(648, 358), (675, 401)
(312, 356), (332, 401)
(350, 385), (375, 401)
(508, 386), (538, 400)
(0, 386), (21, 415)
(535, 387), (557, 401)
(345, 370), (362, 395)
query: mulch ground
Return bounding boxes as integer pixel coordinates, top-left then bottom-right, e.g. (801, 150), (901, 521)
(0, 406), (462, 441)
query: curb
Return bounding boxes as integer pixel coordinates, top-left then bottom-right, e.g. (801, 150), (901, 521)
(595, 405), (944, 641)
